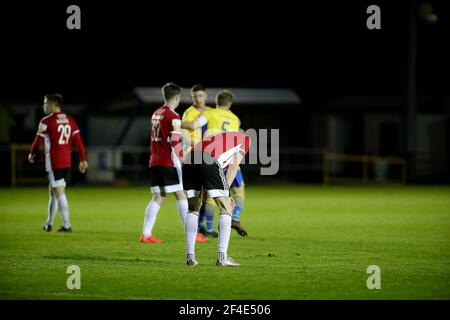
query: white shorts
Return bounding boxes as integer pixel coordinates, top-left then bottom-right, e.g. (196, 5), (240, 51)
(48, 169), (67, 188)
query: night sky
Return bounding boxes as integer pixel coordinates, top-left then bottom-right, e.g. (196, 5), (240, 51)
(0, 1), (448, 104)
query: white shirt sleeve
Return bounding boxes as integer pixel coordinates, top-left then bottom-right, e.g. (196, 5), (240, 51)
(194, 115), (207, 129)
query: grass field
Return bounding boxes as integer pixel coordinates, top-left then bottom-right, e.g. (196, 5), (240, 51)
(0, 185), (449, 300)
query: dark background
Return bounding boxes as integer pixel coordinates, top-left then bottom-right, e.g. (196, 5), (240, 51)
(0, 0), (448, 185)
(0, 1), (447, 98)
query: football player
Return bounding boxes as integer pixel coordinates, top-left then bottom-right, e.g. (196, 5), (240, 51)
(28, 93), (88, 232)
(182, 131), (251, 266)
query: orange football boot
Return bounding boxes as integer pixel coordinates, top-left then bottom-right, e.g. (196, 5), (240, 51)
(140, 235), (164, 243)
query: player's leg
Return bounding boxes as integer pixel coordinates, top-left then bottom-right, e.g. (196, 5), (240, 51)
(170, 165), (207, 242)
(202, 153), (239, 266)
(197, 188), (209, 235)
(182, 153), (207, 265)
(197, 203), (207, 236)
(193, 189), (209, 242)
(184, 194), (202, 266)
(168, 164), (189, 225)
(174, 190), (188, 224)
(141, 167), (167, 243)
(175, 189), (208, 243)
(213, 196), (239, 266)
(55, 185), (72, 232)
(231, 185), (245, 221)
(182, 154), (208, 245)
(141, 192), (166, 243)
(230, 169), (247, 236)
(49, 169), (72, 232)
(204, 196), (218, 237)
(43, 182), (58, 231)
(230, 170), (247, 236)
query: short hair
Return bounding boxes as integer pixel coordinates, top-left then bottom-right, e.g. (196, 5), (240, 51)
(162, 82), (181, 101)
(191, 84), (206, 93)
(216, 90), (234, 106)
(45, 93), (64, 106)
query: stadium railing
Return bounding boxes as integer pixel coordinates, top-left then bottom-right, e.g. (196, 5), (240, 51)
(6, 144), (410, 187)
(323, 151), (407, 185)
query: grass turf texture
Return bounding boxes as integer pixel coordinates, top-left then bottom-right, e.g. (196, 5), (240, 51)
(0, 186), (449, 300)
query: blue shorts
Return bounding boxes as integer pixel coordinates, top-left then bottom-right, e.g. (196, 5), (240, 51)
(230, 169), (244, 188)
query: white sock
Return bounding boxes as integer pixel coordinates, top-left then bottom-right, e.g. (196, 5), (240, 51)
(185, 211), (199, 255)
(57, 193), (71, 229)
(218, 213), (232, 260)
(176, 199), (188, 225)
(46, 192), (58, 226)
(142, 201), (161, 237)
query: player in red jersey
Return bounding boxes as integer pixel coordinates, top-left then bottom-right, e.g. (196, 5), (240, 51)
(28, 93), (88, 232)
(140, 83), (208, 243)
(182, 131), (251, 266)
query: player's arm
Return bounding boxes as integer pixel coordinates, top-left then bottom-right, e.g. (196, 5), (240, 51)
(170, 119), (184, 162)
(28, 121), (47, 163)
(181, 115), (208, 130)
(225, 152), (244, 186)
(28, 135), (43, 163)
(72, 126), (88, 173)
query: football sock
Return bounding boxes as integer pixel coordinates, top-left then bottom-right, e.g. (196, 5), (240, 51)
(176, 199), (188, 224)
(218, 213), (232, 260)
(205, 202), (215, 232)
(142, 201), (160, 237)
(232, 195), (244, 222)
(57, 192), (71, 229)
(46, 192), (58, 226)
(185, 211), (199, 255)
(217, 252), (226, 262)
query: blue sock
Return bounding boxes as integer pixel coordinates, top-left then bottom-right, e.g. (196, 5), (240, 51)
(232, 196), (244, 222)
(232, 205), (242, 222)
(206, 214), (214, 232)
(198, 214), (206, 228)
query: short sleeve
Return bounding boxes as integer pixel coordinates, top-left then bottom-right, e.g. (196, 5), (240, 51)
(37, 121), (48, 135)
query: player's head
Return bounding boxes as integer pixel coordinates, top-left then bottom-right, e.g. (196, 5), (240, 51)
(216, 90), (234, 109)
(191, 84), (207, 108)
(43, 93), (63, 114)
(162, 82), (182, 108)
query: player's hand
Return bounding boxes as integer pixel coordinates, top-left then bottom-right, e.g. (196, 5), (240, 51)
(79, 161), (88, 173)
(28, 153), (36, 164)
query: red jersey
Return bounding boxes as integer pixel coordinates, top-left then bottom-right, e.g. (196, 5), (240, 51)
(149, 105), (183, 167)
(30, 112), (87, 171)
(192, 131), (251, 169)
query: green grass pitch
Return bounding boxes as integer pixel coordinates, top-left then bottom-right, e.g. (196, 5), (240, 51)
(0, 185), (449, 299)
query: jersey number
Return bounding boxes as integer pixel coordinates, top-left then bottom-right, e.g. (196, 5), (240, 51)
(151, 119), (161, 141)
(58, 124), (71, 145)
(221, 121), (231, 131)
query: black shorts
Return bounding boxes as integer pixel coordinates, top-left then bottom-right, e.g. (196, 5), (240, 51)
(182, 151), (229, 198)
(149, 166), (183, 195)
(47, 168), (68, 188)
